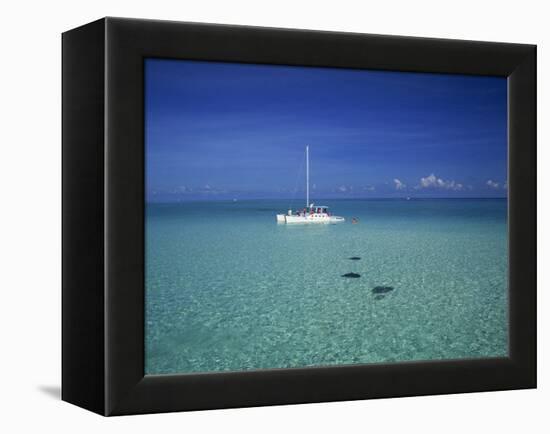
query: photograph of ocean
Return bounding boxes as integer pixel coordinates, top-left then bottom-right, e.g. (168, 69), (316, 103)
(144, 58), (508, 375)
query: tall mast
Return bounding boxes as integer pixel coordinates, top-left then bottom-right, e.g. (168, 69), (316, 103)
(306, 145), (309, 207)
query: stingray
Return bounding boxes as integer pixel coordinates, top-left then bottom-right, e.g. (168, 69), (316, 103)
(342, 272), (361, 278)
(348, 257), (361, 260)
(372, 286), (394, 294)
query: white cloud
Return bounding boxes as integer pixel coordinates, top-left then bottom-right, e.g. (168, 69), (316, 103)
(418, 174), (463, 191)
(170, 184), (226, 196)
(337, 185), (354, 193)
(393, 179), (406, 190)
(486, 180), (499, 189)
(175, 185), (192, 193)
(363, 185), (375, 192)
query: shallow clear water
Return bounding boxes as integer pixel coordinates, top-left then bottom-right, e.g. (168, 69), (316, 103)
(145, 199), (508, 375)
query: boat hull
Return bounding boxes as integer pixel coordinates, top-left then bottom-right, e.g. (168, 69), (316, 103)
(277, 214), (345, 224)
(276, 214), (287, 223)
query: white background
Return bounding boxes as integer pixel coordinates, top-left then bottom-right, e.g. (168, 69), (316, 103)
(0, 0), (546, 432)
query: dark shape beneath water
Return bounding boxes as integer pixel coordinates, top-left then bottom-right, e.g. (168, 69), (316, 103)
(348, 257), (361, 260)
(372, 286), (394, 294)
(374, 294), (386, 300)
(342, 272), (361, 278)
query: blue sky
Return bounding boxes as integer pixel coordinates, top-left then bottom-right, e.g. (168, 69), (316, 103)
(145, 59), (507, 201)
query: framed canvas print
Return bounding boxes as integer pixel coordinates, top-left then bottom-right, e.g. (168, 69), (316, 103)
(62, 17), (536, 416)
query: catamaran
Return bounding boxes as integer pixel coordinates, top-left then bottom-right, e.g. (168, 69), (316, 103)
(276, 146), (345, 224)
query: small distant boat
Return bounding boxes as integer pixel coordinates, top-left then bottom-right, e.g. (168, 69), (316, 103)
(276, 146), (345, 224)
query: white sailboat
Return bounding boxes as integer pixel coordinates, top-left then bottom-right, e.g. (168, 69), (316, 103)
(276, 146), (345, 224)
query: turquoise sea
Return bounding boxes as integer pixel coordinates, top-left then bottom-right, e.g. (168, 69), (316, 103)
(145, 199), (508, 375)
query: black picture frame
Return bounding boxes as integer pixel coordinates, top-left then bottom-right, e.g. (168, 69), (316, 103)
(62, 17), (536, 416)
